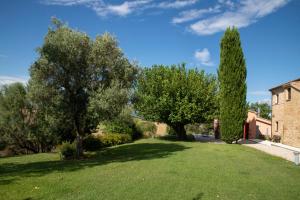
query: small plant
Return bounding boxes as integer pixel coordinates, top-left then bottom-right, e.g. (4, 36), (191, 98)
(272, 135), (281, 143)
(60, 142), (76, 160)
(82, 135), (102, 151)
(0, 140), (7, 151)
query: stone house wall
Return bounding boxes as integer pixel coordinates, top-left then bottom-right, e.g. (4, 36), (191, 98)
(270, 79), (300, 147)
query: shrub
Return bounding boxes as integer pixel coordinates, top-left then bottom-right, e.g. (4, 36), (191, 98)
(0, 141), (7, 151)
(60, 142), (76, 160)
(187, 134), (195, 141)
(134, 119), (157, 138)
(98, 133), (132, 147)
(82, 135), (102, 151)
(101, 121), (133, 135)
(186, 123), (213, 135)
(100, 119), (143, 140)
(272, 135), (281, 143)
(166, 126), (176, 135)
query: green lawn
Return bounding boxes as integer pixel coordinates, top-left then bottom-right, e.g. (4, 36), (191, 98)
(1, 139), (300, 200)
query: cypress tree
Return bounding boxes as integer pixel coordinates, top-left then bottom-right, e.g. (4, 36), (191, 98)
(218, 27), (247, 143)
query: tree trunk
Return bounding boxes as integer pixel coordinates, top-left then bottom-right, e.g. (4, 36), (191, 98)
(74, 117), (84, 158)
(172, 124), (187, 140)
(76, 134), (83, 159)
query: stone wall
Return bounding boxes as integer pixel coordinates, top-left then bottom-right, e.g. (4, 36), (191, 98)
(247, 111), (271, 139)
(271, 80), (300, 147)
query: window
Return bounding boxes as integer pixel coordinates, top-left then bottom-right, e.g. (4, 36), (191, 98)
(276, 121), (279, 132)
(287, 88), (291, 101)
(275, 94), (279, 104)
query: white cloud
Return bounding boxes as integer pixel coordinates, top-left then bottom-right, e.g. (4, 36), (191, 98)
(0, 76), (28, 86)
(190, 0), (289, 35)
(42, 0), (198, 17)
(42, 0), (151, 16)
(172, 5), (220, 24)
(194, 48), (214, 66)
(218, 0), (235, 9)
(42, 0), (100, 6)
(98, 1), (152, 16)
(158, 0), (198, 9)
(0, 54), (7, 58)
(42, 0), (290, 35)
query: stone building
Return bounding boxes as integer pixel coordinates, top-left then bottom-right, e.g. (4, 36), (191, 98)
(245, 111), (271, 139)
(269, 78), (300, 147)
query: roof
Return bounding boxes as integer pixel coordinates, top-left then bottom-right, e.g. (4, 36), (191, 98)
(248, 110), (271, 124)
(269, 77), (300, 91)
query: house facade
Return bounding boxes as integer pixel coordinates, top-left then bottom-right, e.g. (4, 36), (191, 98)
(245, 111), (271, 139)
(269, 78), (300, 147)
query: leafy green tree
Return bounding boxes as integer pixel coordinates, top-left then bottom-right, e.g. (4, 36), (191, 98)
(29, 18), (137, 157)
(0, 83), (40, 153)
(249, 102), (271, 120)
(87, 80), (130, 129)
(218, 27), (247, 143)
(134, 64), (218, 140)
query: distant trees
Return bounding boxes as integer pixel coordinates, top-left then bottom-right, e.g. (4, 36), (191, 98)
(134, 64), (218, 140)
(218, 27), (247, 143)
(249, 102), (271, 120)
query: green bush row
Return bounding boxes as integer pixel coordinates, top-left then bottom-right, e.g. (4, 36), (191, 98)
(100, 119), (157, 140)
(82, 133), (132, 151)
(59, 133), (132, 159)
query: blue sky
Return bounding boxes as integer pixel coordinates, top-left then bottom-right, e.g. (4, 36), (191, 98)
(0, 0), (299, 103)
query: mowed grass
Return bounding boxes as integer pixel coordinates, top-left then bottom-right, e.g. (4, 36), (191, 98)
(1, 139), (300, 200)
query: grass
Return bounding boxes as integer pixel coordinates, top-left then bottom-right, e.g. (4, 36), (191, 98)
(1, 138), (300, 200)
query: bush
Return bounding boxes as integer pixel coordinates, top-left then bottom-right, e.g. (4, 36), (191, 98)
(186, 134), (195, 141)
(98, 133), (132, 147)
(134, 119), (157, 138)
(0, 141), (7, 151)
(166, 126), (176, 136)
(82, 135), (102, 151)
(185, 123), (213, 135)
(100, 119), (143, 140)
(60, 142), (76, 160)
(101, 121), (133, 135)
(272, 135), (281, 143)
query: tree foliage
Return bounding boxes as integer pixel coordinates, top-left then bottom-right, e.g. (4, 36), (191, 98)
(29, 18), (137, 157)
(134, 64), (218, 140)
(218, 27), (247, 143)
(249, 102), (271, 120)
(0, 83), (57, 153)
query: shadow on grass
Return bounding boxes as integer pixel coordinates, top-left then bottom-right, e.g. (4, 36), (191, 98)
(192, 192), (204, 200)
(0, 142), (189, 185)
(157, 135), (195, 142)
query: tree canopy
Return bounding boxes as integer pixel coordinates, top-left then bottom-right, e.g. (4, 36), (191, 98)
(29, 18), (138, 156)
(249, 102), (271, 120)
(134, 64), (218, 140)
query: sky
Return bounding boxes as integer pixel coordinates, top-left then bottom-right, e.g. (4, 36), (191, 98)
(0, 0), (299, 103)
